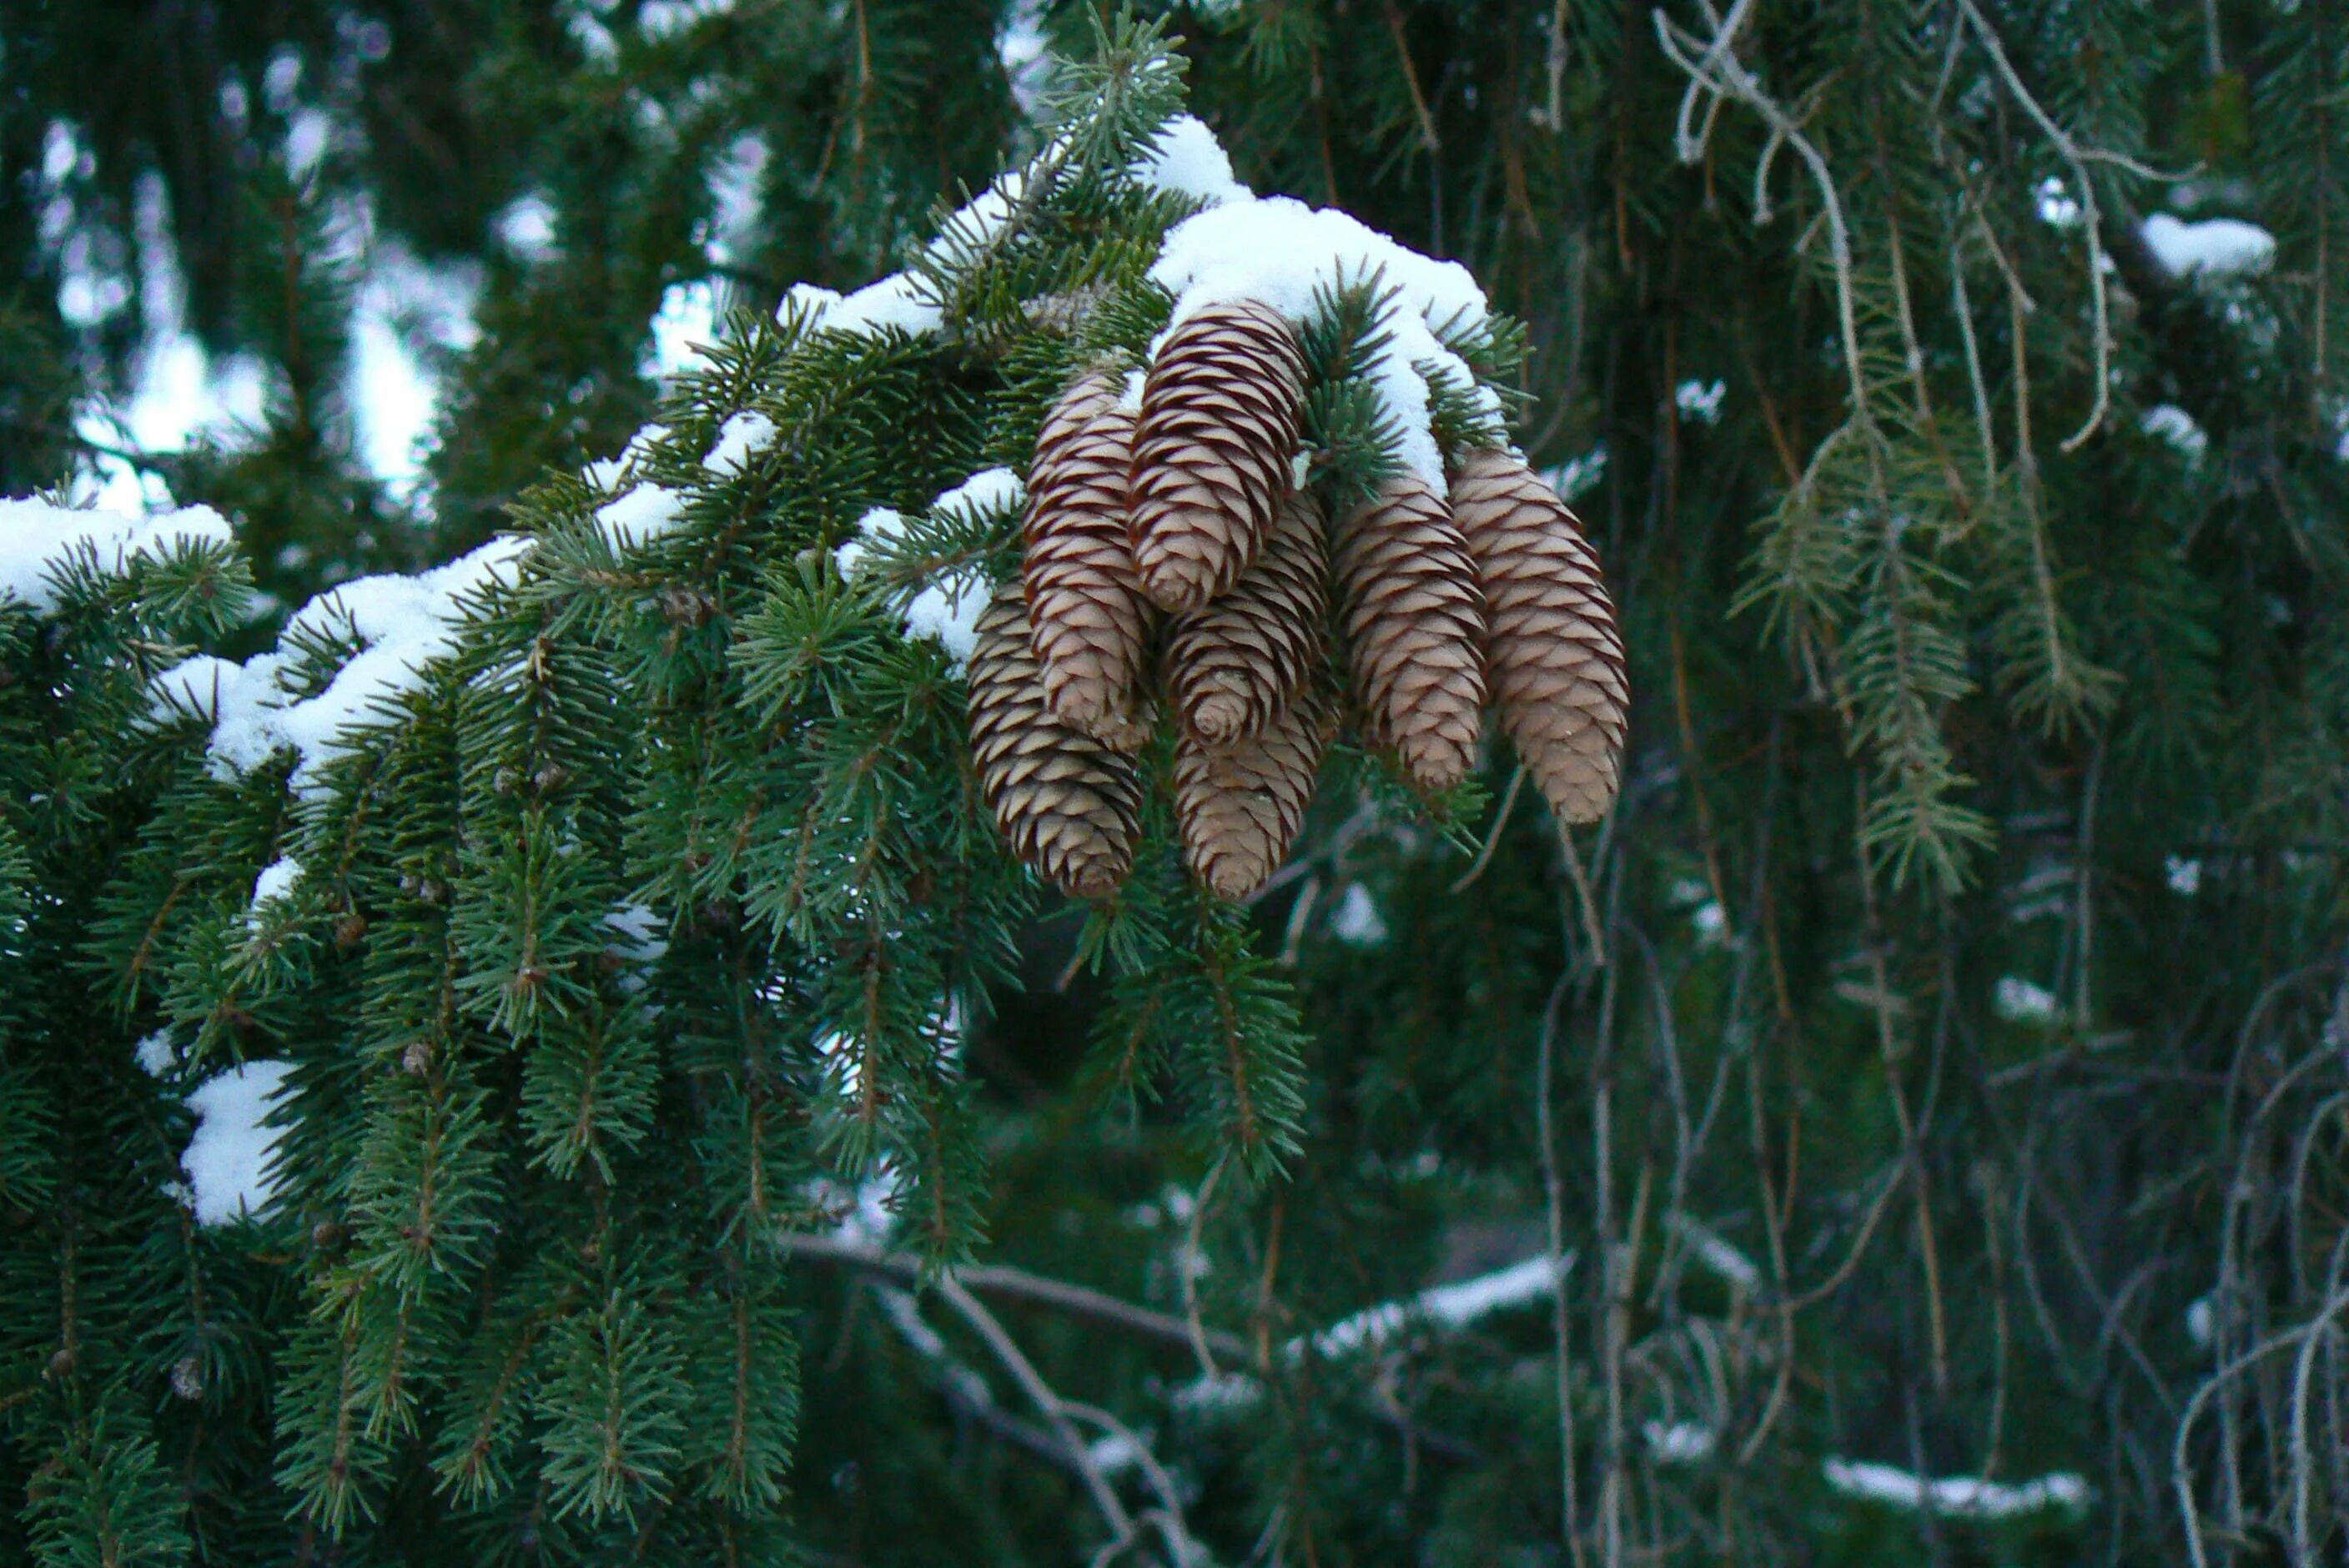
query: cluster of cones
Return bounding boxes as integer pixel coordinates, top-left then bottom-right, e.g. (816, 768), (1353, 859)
(966, 300), (1627, 902)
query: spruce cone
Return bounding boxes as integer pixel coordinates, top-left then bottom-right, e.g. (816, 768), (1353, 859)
(1174, 687), (1334, 901)
(1334, 472), (1488, 795)
(1448, 446), (1628, 824)
(1164, 490), (1328, 745)
(966, 591), (1142, 899)
(1024, 371), (1155, 752)
(1129, 301), (1309, 614)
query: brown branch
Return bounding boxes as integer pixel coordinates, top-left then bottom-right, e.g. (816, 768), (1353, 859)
(777, 1231), (1253, 1363)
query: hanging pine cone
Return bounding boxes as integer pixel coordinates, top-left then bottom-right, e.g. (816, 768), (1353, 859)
(1448, 446), (1627, 825)
(1128, 300), (1309, 614)
(1164, 490), (1328, 745)
(1334, 472), (1488, 795)
(966, 591), (1142, 899)
(1024, 369), (1156, 753)
(1174, 687), (1334, 901)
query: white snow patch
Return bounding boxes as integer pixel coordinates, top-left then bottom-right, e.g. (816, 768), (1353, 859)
(1329, 883), (1388, 945)
(2035, 177), (2082, 228)
(593, 484), (686, 550)
(832, 505), (905, 581)
(603, 903), (668, 967)
(828, 272), (944, 339)
(157, 535), (531, 798)
(1994, 976), (2060, 1024)
(883, 470), (1024, 667)
(495, 193), (559, 262)
(1676, 378), (1725, 425)
(133, 1029), (179, 1077)
(933, 468), (1024, 520)
(2140, 404), (2207, 463)
(181, 1061), (295, 1225)
(1307, 1254), (1566, 1359)
(247, 857), (304, 931)
(903, 578), (988, 666)
(1132, 113), (1251, 208)
(1138, 1250), (1577, 1460)
(706, 410), (777, 475)
(1645, 1420), (1718, 1463)
(2142, 214), (2276, 279)
(782, 273), (945, 340)
(0, 499), (233, 616)
(1823, 1459), (2089, 1519)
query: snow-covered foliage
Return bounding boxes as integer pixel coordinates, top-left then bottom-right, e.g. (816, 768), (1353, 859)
(0, 498), (232, 615)
(150, 535), (529, 799)
(592, 483), (687, 550)
(1137, 121), (1504, 485)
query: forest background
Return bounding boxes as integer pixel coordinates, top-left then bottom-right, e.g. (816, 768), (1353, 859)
(2, 1), (2346, 1565)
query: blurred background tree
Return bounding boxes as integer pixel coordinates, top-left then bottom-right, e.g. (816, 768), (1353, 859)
(3, 1), (2346, 1564)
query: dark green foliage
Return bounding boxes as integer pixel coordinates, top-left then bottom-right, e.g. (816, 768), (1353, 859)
(3, 2), (2348, 1566)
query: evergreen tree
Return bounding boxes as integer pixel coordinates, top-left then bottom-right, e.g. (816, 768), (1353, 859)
(3, 4), (2346, 1566)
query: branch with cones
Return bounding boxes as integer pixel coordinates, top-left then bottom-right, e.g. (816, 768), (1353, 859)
(969, 297), (1628, 902)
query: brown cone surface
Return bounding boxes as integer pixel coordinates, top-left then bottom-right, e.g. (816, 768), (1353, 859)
(1174, 687), (1334, 901)
(1448, 446), (1627, 824)
(1164, 490), (1328, 745)
(1024, 371), (1155, 752)
(1129, 301), (1308, 613)
(966, 591), (1142, 899)
(1334, 472), (1488, 794)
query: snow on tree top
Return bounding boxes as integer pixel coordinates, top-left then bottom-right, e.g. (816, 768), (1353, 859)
(1134, 119), (1501, 485)
(757, 111), (1507, 486)
(0, 497), (233, 616)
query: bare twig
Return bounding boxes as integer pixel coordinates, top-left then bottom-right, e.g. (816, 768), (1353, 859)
(777, 1231), (1252, 1362)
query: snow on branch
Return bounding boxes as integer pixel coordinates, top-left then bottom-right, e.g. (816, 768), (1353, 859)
(0, 497), (233, 616)
(180, 1060), (294, 1226)
(2141, 214), (2276, 279)
(150, 535), (530, 799)
(1823, 1459), (2090, 1520)
(834, 469), (1020, 670)
(1137, 118), (1502, 487)
(1305, 1253), (1567, 1359)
